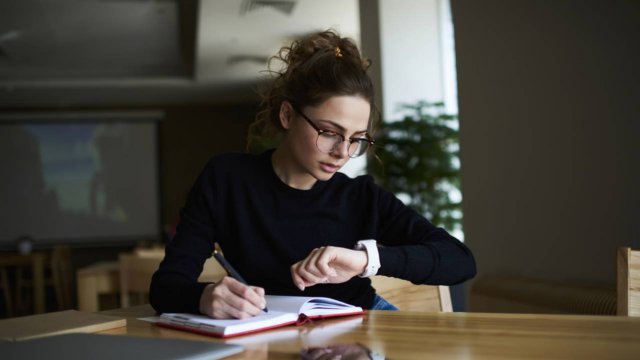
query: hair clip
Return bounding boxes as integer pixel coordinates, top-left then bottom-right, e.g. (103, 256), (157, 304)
(335, 46), (343, 58)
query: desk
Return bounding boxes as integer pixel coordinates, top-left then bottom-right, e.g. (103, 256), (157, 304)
(100, 305), (640, 359)
(0, 252), (47, 314)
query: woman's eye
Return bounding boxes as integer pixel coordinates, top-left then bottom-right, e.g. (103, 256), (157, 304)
(321, 131), (341, 138)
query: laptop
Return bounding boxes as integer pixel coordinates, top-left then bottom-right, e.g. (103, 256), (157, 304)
(0, 333), (244, 360)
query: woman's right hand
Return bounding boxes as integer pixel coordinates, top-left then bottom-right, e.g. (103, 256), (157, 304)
(198, 276), (267, 319)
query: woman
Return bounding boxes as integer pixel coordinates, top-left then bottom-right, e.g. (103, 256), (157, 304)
(150, 30), (476, 319)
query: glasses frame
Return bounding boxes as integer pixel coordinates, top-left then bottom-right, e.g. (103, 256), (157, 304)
(291, 104), (375, 158)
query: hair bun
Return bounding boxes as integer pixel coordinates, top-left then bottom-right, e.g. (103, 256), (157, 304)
(247, 29), (378, 153)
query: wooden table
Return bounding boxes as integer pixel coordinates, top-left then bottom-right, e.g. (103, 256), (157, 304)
(0, 252), (47, 314)
(100, 305), (640, 359)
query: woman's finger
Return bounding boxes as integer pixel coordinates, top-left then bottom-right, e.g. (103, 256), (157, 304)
(212, 277), (264, 318)
(314, 247), (339, 278)
(302, 247), (329, 279)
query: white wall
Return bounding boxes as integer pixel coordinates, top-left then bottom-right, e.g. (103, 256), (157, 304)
(346, 0), (448, 177)
(452, 0), (640, 284)
(378, 0), (445, 120)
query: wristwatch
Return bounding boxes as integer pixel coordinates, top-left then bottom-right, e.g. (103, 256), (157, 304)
(354, 239), (380, 277)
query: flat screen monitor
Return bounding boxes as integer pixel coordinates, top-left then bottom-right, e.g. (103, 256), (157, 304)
(0, 112), (161, 248)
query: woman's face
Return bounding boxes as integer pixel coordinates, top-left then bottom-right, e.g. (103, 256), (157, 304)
(280, 95), (371, 185)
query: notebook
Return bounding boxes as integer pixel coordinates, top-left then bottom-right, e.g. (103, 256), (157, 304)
(0, 333), (244, 360)
(0, 310), (126, 342)
(157, 295), (364, 338)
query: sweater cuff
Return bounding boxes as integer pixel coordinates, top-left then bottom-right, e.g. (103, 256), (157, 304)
(376, 246), (406, 278)
(189, 282), (213, 314)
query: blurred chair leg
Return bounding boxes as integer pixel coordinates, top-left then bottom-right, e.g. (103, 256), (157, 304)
(1, 268), (13, 317)
(51, 245), (72, 310)
(14, 267), (27, 315)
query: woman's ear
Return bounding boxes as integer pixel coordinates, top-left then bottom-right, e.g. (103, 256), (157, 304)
(279, 101), (294, 130)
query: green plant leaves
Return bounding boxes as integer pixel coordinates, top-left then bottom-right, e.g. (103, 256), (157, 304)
(368, 101), (462, 232)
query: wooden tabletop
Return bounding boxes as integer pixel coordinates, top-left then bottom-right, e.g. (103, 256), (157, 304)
(100, 305), (640, 359)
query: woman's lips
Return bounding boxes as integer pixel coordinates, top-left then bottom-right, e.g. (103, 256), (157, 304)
(320, 162), (340, 173)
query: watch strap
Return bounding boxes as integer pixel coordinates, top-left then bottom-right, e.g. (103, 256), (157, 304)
(355, 239), (380, 277)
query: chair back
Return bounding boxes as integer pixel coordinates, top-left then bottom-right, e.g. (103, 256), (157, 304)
(617, 247), (640, 316)
(118, 247), (226, 308)
(118, 252), (163, 308)
(371, 276), (452, 312)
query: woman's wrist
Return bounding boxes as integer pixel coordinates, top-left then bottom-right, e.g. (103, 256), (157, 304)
(199, 283), (216, 315)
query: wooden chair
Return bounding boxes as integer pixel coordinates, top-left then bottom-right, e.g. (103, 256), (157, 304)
(76, 261), (120, 312)
(617, 247), (640, 316)
(49, 245), (73, 310)
(118, 248), (226, 308)
(15, 245), (73, 314)
(118, 252), (163, 308)
(371, 276), (452, 312)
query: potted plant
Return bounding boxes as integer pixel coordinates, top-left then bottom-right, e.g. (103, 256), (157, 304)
(368, 101), (462, 234)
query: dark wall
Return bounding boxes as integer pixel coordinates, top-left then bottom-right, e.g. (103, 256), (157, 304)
(159, 105), (255, 228)
(452, 0), (640, 285)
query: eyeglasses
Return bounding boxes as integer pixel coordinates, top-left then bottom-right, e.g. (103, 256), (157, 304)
(292, 104), (375, 158)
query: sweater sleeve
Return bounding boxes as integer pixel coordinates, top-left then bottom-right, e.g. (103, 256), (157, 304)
(372, 181), (476, 285)
(149, 160), (217, 314)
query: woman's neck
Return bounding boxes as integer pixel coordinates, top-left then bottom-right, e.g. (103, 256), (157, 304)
(271, 146), (317, 190)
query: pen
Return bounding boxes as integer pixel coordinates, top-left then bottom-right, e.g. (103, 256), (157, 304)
(213, 249), (269, 313)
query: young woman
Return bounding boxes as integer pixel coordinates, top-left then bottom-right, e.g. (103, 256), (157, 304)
(150, 30), (475, 319)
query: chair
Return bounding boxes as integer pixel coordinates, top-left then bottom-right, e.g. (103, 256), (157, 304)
(118, 247), (226, 308)
(617, 247), (640, 316)
(76, 261), (120, 312)
(370, 276), (452, 312)
(49, 245), (73, 310)
(14, 245), (73, 314)
(118, 252), (164, 308)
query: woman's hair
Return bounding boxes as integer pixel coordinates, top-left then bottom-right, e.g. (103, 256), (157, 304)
(247, 29), (378, 152)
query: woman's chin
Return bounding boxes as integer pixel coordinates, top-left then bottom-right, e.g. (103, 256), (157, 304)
(314, 171), (336, 182)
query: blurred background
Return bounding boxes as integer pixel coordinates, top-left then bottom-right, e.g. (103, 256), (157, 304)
(0, 0), (638, 318)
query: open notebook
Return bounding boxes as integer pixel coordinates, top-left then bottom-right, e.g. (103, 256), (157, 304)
(157, 295), (364, 338)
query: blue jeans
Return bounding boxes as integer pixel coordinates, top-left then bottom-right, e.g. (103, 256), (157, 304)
(371, 295), (399, 310)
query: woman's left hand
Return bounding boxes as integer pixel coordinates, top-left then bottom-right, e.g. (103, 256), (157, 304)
(290, 246), (368, 291)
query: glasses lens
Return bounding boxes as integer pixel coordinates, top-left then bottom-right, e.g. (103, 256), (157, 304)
(316, 133), (341, 153)
(348, 140), (370, 158)
(316, 133), (372, 158)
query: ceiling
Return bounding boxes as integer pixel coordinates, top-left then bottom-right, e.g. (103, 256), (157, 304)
(0, 0), (360, 107)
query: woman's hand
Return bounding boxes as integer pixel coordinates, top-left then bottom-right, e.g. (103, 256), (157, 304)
(199, 276), (266, 319)
(290, 246), (368, 291)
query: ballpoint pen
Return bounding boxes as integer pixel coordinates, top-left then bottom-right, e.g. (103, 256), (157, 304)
(212, 248), (269, 313)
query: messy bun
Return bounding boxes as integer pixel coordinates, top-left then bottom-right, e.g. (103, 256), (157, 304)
(247, 29), (377, 152)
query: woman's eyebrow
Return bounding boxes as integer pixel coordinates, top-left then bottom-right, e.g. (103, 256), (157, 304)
(316, 119), (368, 135)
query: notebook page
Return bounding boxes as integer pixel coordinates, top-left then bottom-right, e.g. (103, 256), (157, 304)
(265, 295), (361, 317)
(265, 295), (314, 314)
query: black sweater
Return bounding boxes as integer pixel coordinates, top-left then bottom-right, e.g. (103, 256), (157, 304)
(150, 150), (476, 313)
